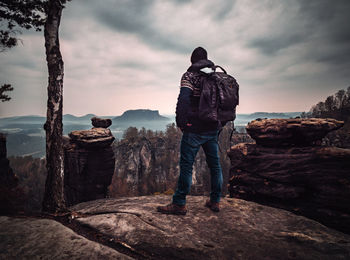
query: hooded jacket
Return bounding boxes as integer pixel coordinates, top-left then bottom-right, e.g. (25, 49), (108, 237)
(175, 59), (221, 133)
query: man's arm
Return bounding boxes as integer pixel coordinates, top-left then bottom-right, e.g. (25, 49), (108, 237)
(175, 72), (194, 130)
(175, 87), (192, 129)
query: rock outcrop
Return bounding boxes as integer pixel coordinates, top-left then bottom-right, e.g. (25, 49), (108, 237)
(0, 133), (19, 213)
(68, 196), (350, 259)
(64, 117), (115, 206)
(246, 118), (344, 146)
(228, 118), (350, 234)
(2, 196), (350, 259)
(0, 216), (131, 259)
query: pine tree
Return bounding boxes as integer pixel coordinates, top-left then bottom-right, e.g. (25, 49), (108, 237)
(0, 84), (13, 102)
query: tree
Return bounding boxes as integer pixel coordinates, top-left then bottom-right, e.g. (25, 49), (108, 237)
(0, 84), (13, 102)
(335, 89), (345, 106)
(41, 0), (69, 213)
(123, 127), (139, 142)
(1, 0), (69, 213)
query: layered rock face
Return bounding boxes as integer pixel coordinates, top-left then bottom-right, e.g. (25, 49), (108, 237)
(64, 117), (115, 206)
(228, 118), (350, 234)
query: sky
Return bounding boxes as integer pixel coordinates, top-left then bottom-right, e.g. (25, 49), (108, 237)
(0, 0), (350, 117)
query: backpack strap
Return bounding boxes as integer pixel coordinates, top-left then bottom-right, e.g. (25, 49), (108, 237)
(213, 65), (227, 74)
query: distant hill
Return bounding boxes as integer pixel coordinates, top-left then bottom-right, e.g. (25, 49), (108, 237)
(0, 115), (45, 125)
(63, 114), (96, 123)
(113, 109), (169, 122)
(239, 112), (301, 119)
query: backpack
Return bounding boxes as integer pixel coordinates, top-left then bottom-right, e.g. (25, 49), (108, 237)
(198, 65), (239, 123)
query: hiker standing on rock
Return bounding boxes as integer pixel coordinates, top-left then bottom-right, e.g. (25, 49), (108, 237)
(157, 47), (239, 215)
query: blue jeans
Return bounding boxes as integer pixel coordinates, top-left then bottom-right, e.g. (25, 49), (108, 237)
(172, 130), (223, 205)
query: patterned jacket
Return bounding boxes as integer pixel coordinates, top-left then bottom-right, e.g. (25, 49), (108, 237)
(175, 59), (220, 133)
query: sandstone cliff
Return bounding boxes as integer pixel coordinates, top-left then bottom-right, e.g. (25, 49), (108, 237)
(228, 118), (350, 234)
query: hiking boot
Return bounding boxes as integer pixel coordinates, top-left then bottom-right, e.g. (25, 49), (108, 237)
(205, 199), (220, 212)
(157, 203), (187, 215)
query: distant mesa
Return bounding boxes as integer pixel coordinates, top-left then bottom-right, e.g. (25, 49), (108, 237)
(113, 109), (169, 122)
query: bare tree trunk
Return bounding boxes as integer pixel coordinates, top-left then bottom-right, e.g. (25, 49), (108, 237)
(42, 0), (66, 213)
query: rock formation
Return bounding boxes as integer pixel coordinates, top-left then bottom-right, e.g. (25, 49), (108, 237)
(64, 117), (115, 206)
(108, 125), (237, 198)
(228, 118), (350, 234)
(0, 133), (19, 213)
(246, 117), (344, 146)
(91, 116), (112, 128)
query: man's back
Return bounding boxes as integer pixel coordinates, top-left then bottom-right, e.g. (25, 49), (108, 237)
(176, 59), (220, 133)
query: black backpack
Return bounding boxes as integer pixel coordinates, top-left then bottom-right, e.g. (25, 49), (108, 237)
(198, 65), (239, 123)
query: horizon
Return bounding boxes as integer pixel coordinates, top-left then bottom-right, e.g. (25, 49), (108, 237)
(0, 110), (303, 119)
(1, 0), (349, 117)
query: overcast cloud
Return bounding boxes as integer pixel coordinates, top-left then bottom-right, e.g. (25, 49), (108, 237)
(1, 0), (349, 117)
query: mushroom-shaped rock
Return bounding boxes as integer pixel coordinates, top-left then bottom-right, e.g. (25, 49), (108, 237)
(246, 118), (344, 146)
(68, 128), (115, 148)
(91, 116), (112, 128)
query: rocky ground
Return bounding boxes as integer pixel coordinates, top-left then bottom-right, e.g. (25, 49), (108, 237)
(1, 196), (350, 259)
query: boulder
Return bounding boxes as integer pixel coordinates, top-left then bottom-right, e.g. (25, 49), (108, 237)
(91, 116), (112, 128)
(68, 128), (115, 148)
(246, 118), (344, 146)
(0, 216), (131, 259)
(68, 196), (350, 259)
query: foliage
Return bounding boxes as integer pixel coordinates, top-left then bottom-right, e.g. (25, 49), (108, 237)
(0, 83), (13, 102)
(309, 86), (350, 148)
(310, 86), (350, 121)
(0, 0), (47, 51)
(8, 155), (47, 212)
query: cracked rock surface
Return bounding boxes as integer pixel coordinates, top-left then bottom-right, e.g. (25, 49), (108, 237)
(71, 195), (350, 260)
(0, 216), (132, 259)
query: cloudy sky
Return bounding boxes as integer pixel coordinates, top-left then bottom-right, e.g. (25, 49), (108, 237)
(1, 0), (349, 117)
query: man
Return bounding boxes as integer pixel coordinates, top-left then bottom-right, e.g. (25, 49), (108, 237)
(157, 47), (224, 215)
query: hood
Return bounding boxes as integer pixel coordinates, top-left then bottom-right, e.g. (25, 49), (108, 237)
(187, 59), (214, 73)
